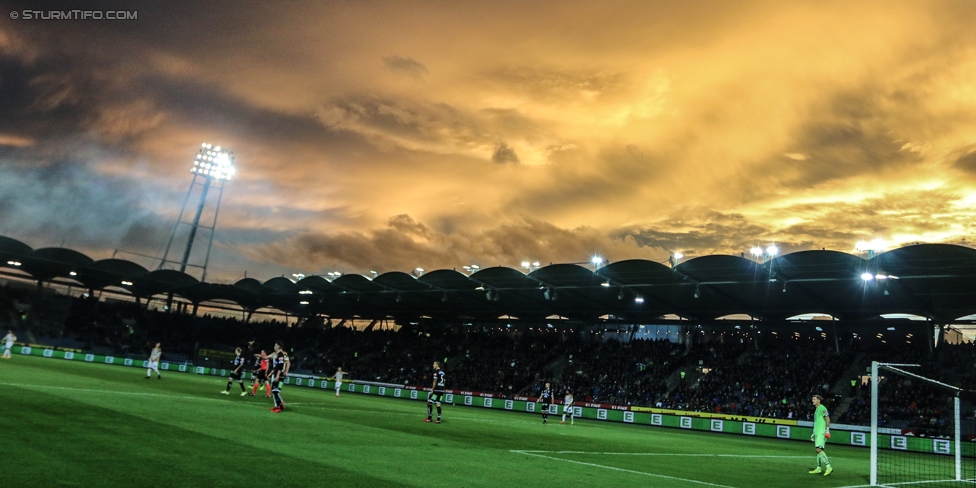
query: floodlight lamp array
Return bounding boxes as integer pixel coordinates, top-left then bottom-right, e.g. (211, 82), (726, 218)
(190, 143), (235, 180)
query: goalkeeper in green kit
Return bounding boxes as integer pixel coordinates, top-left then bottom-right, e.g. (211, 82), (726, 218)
(809, 394), (833, 476)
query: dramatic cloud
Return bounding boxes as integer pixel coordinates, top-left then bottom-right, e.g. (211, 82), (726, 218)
(242, 215), (655, 275)
(383, 55), (428, 78)
(2, 0), (976, 283)
(491, 142), (519, 164)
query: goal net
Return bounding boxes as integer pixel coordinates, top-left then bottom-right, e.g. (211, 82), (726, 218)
(871, 361), (976, 486)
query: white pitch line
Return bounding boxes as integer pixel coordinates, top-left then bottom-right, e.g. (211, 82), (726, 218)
(289, 402), (544, 424)
(0, 382), (236, 403)
(512, 450), (736, 487)
(2, 383), (533, 425)
(518, 450), (807, 458)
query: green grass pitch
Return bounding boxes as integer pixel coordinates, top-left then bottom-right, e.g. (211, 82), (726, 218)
(3, 355), (882, 487)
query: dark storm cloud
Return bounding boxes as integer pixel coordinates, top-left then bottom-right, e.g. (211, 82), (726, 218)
(320, 94), (490, 149)
(481, 65), (626, 103)
(2, 0), (976, 282)
(618, 188), (976, 258)
(242, 216), (653, 274)
(0, 159), (173, 254)
(0, 18), (386, 164)
(780, 190), (970, 238)
(725, 88), (925, 203)
(491, 142), (519, 164)
(503, 143), (662, 218)
(137, 75), (386, 156)
(479, 108), (546, 142)
(954, 150), (976, 175)
(383, 55), (428, 78)
(620, 211), (772, 256)
(0, 53), (105, 141)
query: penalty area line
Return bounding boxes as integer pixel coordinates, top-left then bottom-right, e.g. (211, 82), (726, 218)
(512, 450), (736, 487)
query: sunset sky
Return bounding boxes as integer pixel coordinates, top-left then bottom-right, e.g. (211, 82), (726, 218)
(2, 0), (976, 283)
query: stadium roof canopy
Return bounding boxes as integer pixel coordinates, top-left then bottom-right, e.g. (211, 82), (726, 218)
(2, 235), (976, 325)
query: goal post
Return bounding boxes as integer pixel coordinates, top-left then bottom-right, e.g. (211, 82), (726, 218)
(870, 361), (975, 486)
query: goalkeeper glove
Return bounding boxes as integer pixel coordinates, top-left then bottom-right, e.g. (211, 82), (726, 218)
(825, 429), (831, 439)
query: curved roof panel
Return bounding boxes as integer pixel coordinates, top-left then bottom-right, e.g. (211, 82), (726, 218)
(597, 259), (673, 286)
(296, 276), (342, 293)
(77, 259), (149, 289)
(872, 244), (976, 322)
(3, 234), (975, 324)
(531, 264), (599, 288)
(374, 272), (429, 292)
(419, 269), (478, 291)
(677, 255), (761, 283)
(264, 277), (300, 294)
(20, 247), (95, 282)
(0, 236), (32, 259)
(234, 278), (268, 294)
(470, 266), (533, 289)
(128, 269), (200, 297)
(332, 273), (384, 293)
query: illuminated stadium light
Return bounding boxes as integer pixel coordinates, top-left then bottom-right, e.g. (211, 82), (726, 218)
(159, 142), (237, 283)
(856, 239), (887, 252)
(299, 301), (309, 305)
(121, 280), (134, 286)
(634, 296), (644, 304)
(673, 252), (684, 260)
(69, 271), (77, 276)
(861, 272), (874, 281)
(190, 144), (235, 181)
(591, 256), (604, 266)
(749, 247), (763, 257)
(299, 290), (313, 295)
(601, 281), (611, 287)
(6, 260), (22, 266)
(765, 245), (779, 256)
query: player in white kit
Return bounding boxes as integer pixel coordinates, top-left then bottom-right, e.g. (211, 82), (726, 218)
(334, 367), (344, 397)
(561, 390), (575, 424)
(2, 330), (16, 359)
(146, 343), (162, 379)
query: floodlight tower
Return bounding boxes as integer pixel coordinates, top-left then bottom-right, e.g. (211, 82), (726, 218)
(158, 143), (235, 282)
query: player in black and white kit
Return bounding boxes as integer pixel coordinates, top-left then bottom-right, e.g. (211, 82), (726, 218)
(538, 382), (553, 425)
(221, 347), (248, 396)
(269, 342), (289, 413)
(424, 361), (445, 424)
